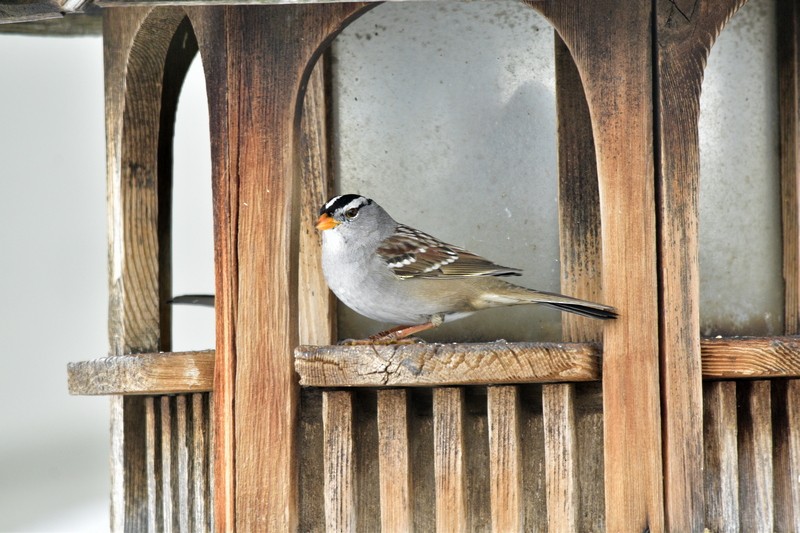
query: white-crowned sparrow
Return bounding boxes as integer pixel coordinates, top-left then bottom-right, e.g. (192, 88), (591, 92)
(317, 194), (617, 342)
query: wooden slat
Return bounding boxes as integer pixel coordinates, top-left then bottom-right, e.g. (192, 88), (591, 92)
(776, 0), (800, 528)
(548, 33), (602, 531)
(487, 386), (522, 532)
(737, 381), (774, 531)
(176, 395), (190, 532)
(68, 351), (215, 395)
(542, 384), (577, 531)
(654, 0), (747, 528)
(703, 381), (739, 532)
(296, 342), (601, 387)
(145, 397), (158, 533)
(377, 389), (413, 531)
(186, 6), (370, 529)
(191, 394), (208, 532)
(323, 390), (356, 531)
(701, 336), (800, 378)
(773, 380), (800, 531)
(433, 387), (467, 533)
(298, 55), (336, 348)
(161, 396), (174, 533)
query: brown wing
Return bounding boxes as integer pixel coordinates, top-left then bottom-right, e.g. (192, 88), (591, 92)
(376, 224), (522, 279)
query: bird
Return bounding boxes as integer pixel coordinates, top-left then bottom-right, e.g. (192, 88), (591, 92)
(316, 194), (617, 343)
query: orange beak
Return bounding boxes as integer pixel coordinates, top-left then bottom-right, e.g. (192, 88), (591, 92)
(316, 213), (339, 231)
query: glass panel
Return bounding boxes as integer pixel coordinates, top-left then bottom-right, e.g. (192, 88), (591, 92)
(331, 1), (562, 342)
(699, 0), (783, 337)
(172, 56), (215, 351)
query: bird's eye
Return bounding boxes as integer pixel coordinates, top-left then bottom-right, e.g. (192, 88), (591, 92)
(345, 208), (359, 219)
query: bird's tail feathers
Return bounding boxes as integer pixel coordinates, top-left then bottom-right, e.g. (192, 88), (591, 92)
(483, 286), (617, 320)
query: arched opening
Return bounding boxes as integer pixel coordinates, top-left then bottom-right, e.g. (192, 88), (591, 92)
(170, 54), (214, 352)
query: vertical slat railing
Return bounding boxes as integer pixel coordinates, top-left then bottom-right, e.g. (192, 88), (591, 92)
(703, 381), (739, 531)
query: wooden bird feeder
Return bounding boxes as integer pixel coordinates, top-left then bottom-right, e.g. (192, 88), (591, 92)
(5, 0), (800, 530)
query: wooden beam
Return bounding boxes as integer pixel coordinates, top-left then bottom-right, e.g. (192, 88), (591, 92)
(653, 0), (747, 529)
(186, 5), (371, 531)
(546, 33), (603, 532)
(702, 336), (800, 378)
(67, 334), (800, 396)
(531, 0), (663, 529)
(776, 0), (800, 529)
(68, 352), (214, 395)
(295, 342), (601, 387)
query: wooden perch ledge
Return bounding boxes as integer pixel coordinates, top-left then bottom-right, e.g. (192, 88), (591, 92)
(295, 341), (601, 387)
(68, 350), (214, 395)
(68, 336), (800, 395)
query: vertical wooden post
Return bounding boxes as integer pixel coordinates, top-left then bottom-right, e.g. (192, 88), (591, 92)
(188, 5), (368, 530)
(532, 1), (664, 529)
(776, 0), (800, 529)
(104, 8), (197, 532)
(542, 34), (604, 532)
(653, 1), (745, 529)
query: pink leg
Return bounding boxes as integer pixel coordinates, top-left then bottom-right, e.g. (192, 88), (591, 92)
(339, 318), (442, 345)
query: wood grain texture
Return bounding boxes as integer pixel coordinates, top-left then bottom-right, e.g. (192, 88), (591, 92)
(186, 5), (371, 530)
(776, 1), (800, 528)
(145, 397), (160, 532)
(433, 388), (467, 533)
(737, 381), (774, 532)
(161, 396), (174, 532)
(548, 34), (602, 531)
(487, 386), (522, 533)
(703, 381), (739, 532)
(773, 380), (800, 531)
(377, 389), (413, 531)
(298, 56), (336, 348)
(530, 1), (664, 529)
(323, 390), (356, 532)
(295, 342), (601, 387)
(104, 8), (196, 532)
(653, 1), (745, 529)
(701, 336), (800, 378)
(191, 394), (209, 533)
(68, 351), (214, 395)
